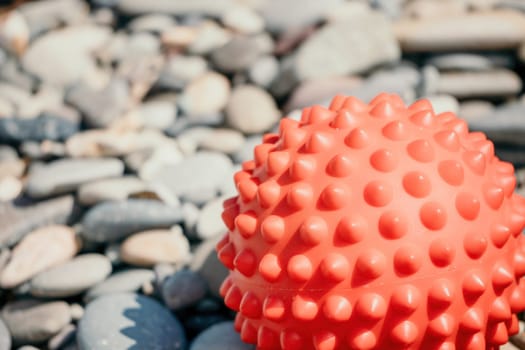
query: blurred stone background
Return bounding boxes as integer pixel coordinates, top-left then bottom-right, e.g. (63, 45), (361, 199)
(1, 0), (525, 349)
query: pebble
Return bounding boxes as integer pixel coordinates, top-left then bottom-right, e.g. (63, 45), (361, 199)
(0, 318), (10, 350)
(81, 199), (183, 242)
(20, 140), (66, 160)
(136, 100), (177, 130)
(148, 151), (233, 204)
(77, 176), (147, 206)
(248, 55), (279, 88)
(196, 197), (227, 239)
(425, 95), (460, 115)
(221, 6), (264, 35)
(30, 253), (112, 298)
(128, 14), (176, 34)
(458, 100), (495, 122)
(210, 34), (273, 73)
(295, 12), (400, 81)
(77, 293), (186, 350)
(226, 85), (280, 134)
(426, 53), (501, 71)
(137, 140), (185, 180)
(0, 225), (80, 289)
(158, 55), (207, 89)
(120, 228), (191, 267)
(188, 21), (232, 55)
(190, 321), (254, 350)
(1, 299), (71, 344)
(48, 324), (76, 350)
(0, 10), (29, 55)
(395, 10), (525, 51)
(176, 127), (214, 155)
(199, 128), (245, 154)
(0, 176), (22, 202)
(117, 0), (234, 17)
(161, 269), (207, 310)
(190, 236), (229, 298)
(84, 269), (155, 303)
(0, 113), (79, 143)
(22, 25), (111, 86)
(179, 72), (230, 117)
(233, 135), (263, 163)
(65, 78), (130, 128)
(468, 102), (525, 145)
(404, 0), (467, 19)
(26, 158), (124, 198)
(0, 195), (75, 247)
(436, 69), (522, 98)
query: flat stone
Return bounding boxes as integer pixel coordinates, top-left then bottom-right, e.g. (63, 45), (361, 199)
(0, 195), (74, 247)
(77, 176), (147, 206)
(176, 127), (214, 155)
(179, 72), (230, 117)
(117, 0), (234, 17)
(81, 199), (183, 242)
(161, 269), (207, 310)
(120, 228), (190, 267)
(128, 14), (176, 33)
(30, 253), (112, 298)
(148, 151), (233, 204)
(199, 128), (245, 154)
(77, 293), (186, 350)
(458, 100), (495, 122)
(65, 78), (130, 128)
(137, 140), (185, 181)
(157, 55), (207, 90)
(426, 53), (505, 71)
(22, 25), (110, 86)
(436, 69), (522, 98)
(404, 0), (467, 19)
(20, 140), (66, 160)
(222, 6), (264, 35)
(136, 100), (177, 130)
(2, 299), (71, 344)
(26, 158), (124, 198)
(84, 269), (155, 303)
(196, 197), (227, 239)
(188, 21), (232, 55)
(248, 55), (279, 88)
(190, 321), (254, 350)
(210, 34), (273, 73)
(226, 85), (280, 134)
(295, 12), (400, 81)
(0, 225), (80, 289)
(190, 236), (229, 298)
(48, 324), (76, 350)
(0, 318), (10, 350)
(0, 176), (22, 202)
(260, 0), (343, 32)
(395, 10), (525, 51)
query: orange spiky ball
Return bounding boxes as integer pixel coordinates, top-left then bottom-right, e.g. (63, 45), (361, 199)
(216, 93), (525, 350)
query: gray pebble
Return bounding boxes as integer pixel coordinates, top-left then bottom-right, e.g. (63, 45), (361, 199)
(161, 269), (207, 310)
(248, 55), (279, 88)
(190, 236), (229, 298)
(148, 151), (233, 205)
(0, 114), (78, 143)
(81, 199), (183, 242)
(190, 321), (254, 350)
(77, 293), (186, 350)
(158, 55), (207, 90)
(30, 254), (112, 298)
(0, 318), (10, 350)
(84, 269), (155, 303)
(77, 176), (147, 206)
(1, 299), (71, 344)
(26, 158), (124, 198)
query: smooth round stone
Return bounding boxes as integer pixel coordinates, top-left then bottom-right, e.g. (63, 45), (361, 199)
(77, 176), (147, 206)
(196, 197), (227, 239)
(248, 55), (279, 88)
(30, 253), (112, 298)
(120, 228), (190, 267)
(84, 269), (155, 303)
(161, 269), (207, 310)
(0, 225), (80, 289)
(149, 151), (232, 204)
(81, 199), (184, 242)
(2, 299), (71, 344)
(190, 237), (229, 298)
(226, 85), (280, 134)
(136, 100), (177, 130)
(190, 322), (253, 350)
(0, 318), (10, 350)
(117, 0), (233, 17)
(436, 69), (522, 98)
(0, 114), (79, 143)
(458, 100), (495, 121)
(179, 72), (230, 117)
(199, 128), (245, 154)
(26, 158), (124, 198)
(295, 12), (400, 81)
(22, 25), (111, 86)
(77, 293), (186, 350)
(137, 140), (185, 181)
(211, 34), (273, 73)
(48, 324), (76, 350)
(0, 175), (22, 202)
(128, 14), (176, 33)
(20, 140), (66, 160)
(176, 127), (214, 155)
(221, 6), (264, 35)
(425, 94), (459, 115)
(188, 21), (232, 55)
(159, 55), (207, 89)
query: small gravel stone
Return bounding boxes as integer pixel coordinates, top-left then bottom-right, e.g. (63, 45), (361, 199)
(179, 72), (230, 117)
(2, 299), (71, 344)
(248, 55), (279, 88)
(120, 228), (191, 267)
(81, 199), (183, 242)
(190, 321), (254, 350)
(84, 269), (155, 303)
(196, 196), (227, 239)
(26, 158), (124, 198)
(77, 293), (186, 350)
(161, 269), (207, 310)
(30, 253), (112, 298)
(226, 85), (280, 134)
(77, 176), (147, 206)
(0, 225), (80, 289)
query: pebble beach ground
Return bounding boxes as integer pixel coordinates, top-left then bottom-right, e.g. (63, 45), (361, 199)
(1, 0), (525, 349)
